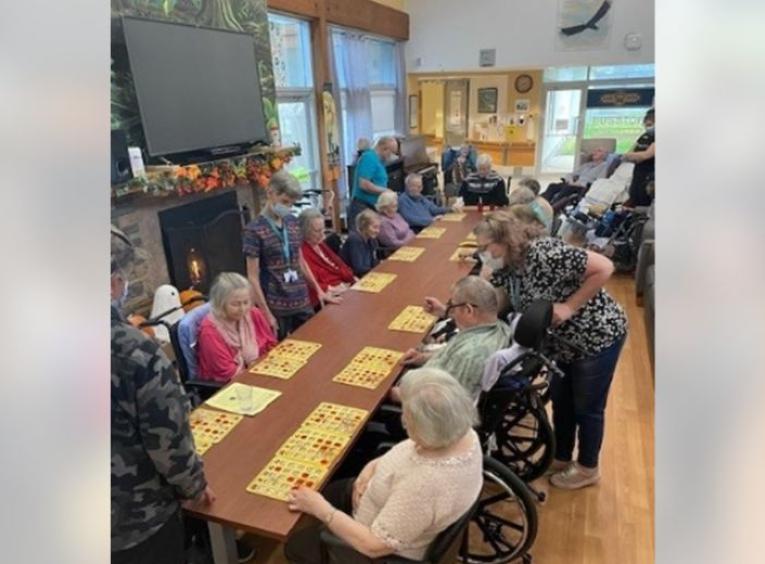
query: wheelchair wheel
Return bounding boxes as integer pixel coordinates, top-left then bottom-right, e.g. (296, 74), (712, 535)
(462, 456), (538, 563)
(493, 401), (555, 483)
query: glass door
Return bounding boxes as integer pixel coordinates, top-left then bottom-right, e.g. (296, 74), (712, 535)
(443, 79), (470, 147)
(539, 88), (584, 174)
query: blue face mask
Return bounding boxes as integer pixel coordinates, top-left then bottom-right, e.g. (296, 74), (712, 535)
(272, 203), (292, 218)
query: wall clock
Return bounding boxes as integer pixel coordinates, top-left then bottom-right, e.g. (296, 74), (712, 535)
(515, 74), (534, 94)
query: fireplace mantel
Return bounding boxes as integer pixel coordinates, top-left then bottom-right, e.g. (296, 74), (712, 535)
(111, 144), (301, 209)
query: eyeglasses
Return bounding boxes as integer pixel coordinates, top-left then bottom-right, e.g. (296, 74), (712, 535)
(445, 300), (478, 316)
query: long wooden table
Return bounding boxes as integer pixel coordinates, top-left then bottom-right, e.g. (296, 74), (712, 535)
(186, 211), (482, 563)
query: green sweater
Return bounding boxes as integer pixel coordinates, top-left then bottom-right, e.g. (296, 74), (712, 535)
(426, 321), (512, 399)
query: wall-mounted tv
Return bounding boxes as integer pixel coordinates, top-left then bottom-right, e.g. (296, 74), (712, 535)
(122, 16), (268, 158)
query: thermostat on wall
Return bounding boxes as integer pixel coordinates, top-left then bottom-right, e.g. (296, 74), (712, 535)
(624, 33), (642, 51)
(479, 49), (496, 67)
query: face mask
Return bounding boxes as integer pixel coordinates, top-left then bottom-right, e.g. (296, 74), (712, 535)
(479, 251), (503, 272)
(272, 203), (292, 218)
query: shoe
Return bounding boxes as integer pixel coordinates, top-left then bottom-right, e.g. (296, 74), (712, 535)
(544, 458), (572, 477)
(549, 462), (601, 489)
(236, 540), (256, 563)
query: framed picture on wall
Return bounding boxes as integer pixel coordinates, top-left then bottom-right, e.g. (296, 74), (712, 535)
(409, 95), (419, 129)
(514, 99), (531, 113)
(477, 88), (498, 113)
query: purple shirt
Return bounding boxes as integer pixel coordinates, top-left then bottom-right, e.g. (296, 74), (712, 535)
(378, 213), (416, 249)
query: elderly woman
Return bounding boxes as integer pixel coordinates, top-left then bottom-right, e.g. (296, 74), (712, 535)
(197, 272), (277, 383)
(285, 368), (483, 563)
(299, 208), (356, 308)
(474, 211), (627, 490)
(459, 154), (509, 207)
(375, 190), (416, 249)
(340, 209), (381, 277)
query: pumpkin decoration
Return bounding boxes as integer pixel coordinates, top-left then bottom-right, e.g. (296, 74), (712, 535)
(180, 288), (206, 312)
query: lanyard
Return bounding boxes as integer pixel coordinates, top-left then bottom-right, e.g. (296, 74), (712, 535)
(263, 215), (291, 263)
(508, 272), (522, 313)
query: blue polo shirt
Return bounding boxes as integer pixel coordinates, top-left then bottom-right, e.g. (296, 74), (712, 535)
(352, 149), (387, 207)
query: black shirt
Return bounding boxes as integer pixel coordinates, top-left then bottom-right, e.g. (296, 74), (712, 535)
(460, 171), (509, 206)
(628, 129), (655, 206)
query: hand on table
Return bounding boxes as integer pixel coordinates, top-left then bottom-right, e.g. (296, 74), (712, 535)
(184, 485), (216, 509)
(388, 385), (402, 404)
(319, 290), (343, 306)
(401, 348), (428, 366)
(286, 487), (332, 519)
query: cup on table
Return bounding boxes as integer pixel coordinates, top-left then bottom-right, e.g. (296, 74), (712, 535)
(235, 385), (253, 412)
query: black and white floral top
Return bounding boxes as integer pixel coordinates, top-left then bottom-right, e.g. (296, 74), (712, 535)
(491, 237), (628, 363)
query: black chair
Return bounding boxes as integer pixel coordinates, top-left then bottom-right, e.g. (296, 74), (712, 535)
(318, 498), (479, 564)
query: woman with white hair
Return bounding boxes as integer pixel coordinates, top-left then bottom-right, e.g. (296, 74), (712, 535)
(285, 367), (483, 563)
(340, 209), (382, 277)
(197, 272), (277, 382)
(459, 153), (509, 207)
(375, 190), (415, 249)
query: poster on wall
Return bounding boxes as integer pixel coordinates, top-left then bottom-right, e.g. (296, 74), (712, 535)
(556, 0), (613, 50)
(514, 99), (530, 113)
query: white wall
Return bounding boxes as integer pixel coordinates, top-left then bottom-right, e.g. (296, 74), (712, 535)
(405, 0), (654, 72)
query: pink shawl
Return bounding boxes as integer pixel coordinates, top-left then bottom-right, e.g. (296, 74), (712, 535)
(208, 310), (260, 371)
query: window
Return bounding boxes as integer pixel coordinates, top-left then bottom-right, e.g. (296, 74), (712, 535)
(367, 38), (398, 139)
(268, 13), (320, 190)
(589, 64), (655, 80)
(543, 66), (588, 82)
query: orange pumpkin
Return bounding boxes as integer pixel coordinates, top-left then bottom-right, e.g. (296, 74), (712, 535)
(180, 288), (205, 312)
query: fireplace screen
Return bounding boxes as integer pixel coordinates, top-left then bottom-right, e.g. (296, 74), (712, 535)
(158, 191), (249, 294)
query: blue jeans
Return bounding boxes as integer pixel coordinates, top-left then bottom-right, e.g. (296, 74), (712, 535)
(551, 334), (626, 468)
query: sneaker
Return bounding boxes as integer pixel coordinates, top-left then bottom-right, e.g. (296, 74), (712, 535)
(236, 540), (256, 563)
(549, 462), (601, 490)
(544, 459), (572, 477)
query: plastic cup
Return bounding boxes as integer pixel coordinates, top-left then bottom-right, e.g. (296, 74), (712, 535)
(235, 385), (253, 412)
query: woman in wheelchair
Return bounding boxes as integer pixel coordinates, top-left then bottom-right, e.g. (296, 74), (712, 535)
(284, 368), (483, 563)
(196, 272), (277, 383)
(474, 211), (628, 490)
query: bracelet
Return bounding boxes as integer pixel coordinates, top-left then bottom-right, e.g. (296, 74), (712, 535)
(324, 508), (338, 527)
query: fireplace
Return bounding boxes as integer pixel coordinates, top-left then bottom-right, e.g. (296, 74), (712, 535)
(158, 191), (251, 294)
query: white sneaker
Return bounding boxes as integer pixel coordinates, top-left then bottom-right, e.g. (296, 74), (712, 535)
(549, 462), (601, 489)
(543, 459), (572, 477)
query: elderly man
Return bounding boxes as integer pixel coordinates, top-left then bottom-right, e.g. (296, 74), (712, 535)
(459, 154), (509, 207)
(397, 173), (454, 230)
(348, 136), (399, 231)
(395, 276), (511, 400)
(542, 146), (612, 206)
(111, 226), (214, 564)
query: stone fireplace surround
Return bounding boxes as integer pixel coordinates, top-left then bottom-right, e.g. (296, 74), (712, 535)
(112, 184), (263, 316)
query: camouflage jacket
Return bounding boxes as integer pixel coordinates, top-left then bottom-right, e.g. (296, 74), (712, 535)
(111, 306), (207, 551)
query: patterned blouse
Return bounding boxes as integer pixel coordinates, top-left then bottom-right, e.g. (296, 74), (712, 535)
(242, 214), (311, 315)
(491, 237), (627, 363)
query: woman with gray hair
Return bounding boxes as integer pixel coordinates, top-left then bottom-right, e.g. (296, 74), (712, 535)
(197, 272), (277, 382)
(459, 153), (509, 207)
(285, 367), (482, 563)
(340, 209), (382, 277)
(375, 190), (415, 249)
(299, 208), (356, 308)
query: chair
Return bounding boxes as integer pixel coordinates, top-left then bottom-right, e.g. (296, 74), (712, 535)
(318, 498), (479, 564)
(168, 314), (223, 405)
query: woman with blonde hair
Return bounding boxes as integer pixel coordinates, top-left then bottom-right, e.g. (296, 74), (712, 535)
(474, 211), (627, 489)
(197, 272), (277, 382)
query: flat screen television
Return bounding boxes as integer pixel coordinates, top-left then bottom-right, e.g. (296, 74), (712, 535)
(122, 16), (268, 158)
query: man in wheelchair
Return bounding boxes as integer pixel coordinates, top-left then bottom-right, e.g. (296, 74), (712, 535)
(390, 276), (511, 401)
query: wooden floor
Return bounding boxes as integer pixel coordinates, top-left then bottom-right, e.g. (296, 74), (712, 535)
(245, 274), (654, 564)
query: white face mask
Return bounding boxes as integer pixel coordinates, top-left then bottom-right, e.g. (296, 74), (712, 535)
(271, 203), (292, 218)
(479, 251), (503, 272)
